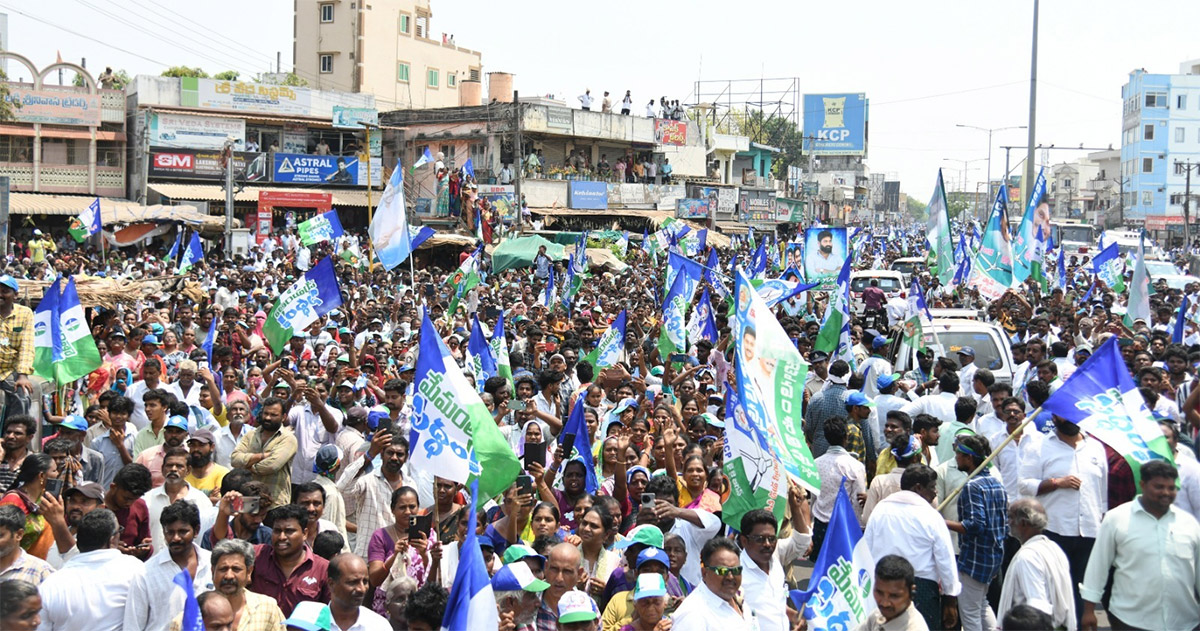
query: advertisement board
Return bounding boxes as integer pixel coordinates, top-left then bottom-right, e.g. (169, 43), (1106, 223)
(332, 106), (381, 155)
(739, 192), (777, 224)
(181, 77), (312, 117)
(149, 147), (268, 182)
(654, 119), (687, 146)
(775, 198), (806, 223)
(676, 198), (711, 220)
(149, 112), (246, 150)
(272, 152), (381, 186)
(256, 191), (332, 245)
(477, 184), (517, 222)
(802, 93), (868, 156)
(568, 181), (608, 210)
(281, 124), (308, 154)
(546, 106), (573, 130)
(804, 227), (848, 290)
(694, 186), (738, 216)
(4, 87), (101, 126)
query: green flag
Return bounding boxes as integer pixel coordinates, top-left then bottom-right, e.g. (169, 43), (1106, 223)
(927, 170), (955, 285)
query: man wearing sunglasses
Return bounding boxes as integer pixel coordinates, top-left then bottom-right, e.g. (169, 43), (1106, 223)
(670, 537), (754, 630)
(738, 481), (812, 631)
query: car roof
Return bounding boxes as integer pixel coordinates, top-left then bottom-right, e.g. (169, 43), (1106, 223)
(851, 270), (904, 277)
(892, 257), (924, 263)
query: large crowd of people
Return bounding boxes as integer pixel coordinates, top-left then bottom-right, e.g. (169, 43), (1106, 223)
(0, 219), (1198, 631)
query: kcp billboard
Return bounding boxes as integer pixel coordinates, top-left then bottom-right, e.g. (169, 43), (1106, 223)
(803, 93), (867, 156)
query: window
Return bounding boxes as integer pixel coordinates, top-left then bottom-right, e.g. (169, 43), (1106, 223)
(1143, 158), (1154, 173)
(1146, 92), (1167, 107)
(1142, 191), (1153, 206)
(1144, 124), (1155, 140)
(320, 3), (333, 22)
(447, 72), (457, 88)
(399, 13), (411, 34)
(1171, 193), (1186, 205)
(427, 67), (439, 88)
(1062, 178), (1072, 189)
(468, 68), (480, 82)
(1177, 127), (1187, 143)
(319, 54), (333, 74)
(1179, 94), (1188, 110)
(396, 61), (410, 83)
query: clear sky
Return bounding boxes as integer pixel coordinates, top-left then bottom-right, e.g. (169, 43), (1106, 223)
(4, 0), (1198, 200)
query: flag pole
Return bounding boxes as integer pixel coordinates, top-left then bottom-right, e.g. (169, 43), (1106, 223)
(936, 406), (1043, 511)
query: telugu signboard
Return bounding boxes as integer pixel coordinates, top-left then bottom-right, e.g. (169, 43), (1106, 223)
(148, 111), (246, 151)
(272, 152), (381, 186)
(654, 119), (687, 146)
(4, 87), (101, 126)
(802, 93), (868, 156)
(181, 77), (312, 117)
(149, 147), (268, 182)
(694, 186), (738, 217)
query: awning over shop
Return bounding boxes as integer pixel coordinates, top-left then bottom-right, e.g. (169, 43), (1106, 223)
(0, 124), (125, 141)
(715, 221), (751, 235)
(149, 183), (376, 208)
(8, 193), (221, 228)
(529, 207), (677, 227)
(148, 108), (340, 129)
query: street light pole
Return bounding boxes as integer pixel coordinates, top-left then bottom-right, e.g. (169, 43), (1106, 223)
(1024, 0), (1040, 212)
(957, 123), (1026, 219)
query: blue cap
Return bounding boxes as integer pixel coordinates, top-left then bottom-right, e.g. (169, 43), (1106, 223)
(871, 335), (888, 349)
(0, 275), (17, 292)
(149, 323), (165, 335)
(477, 531), (496, 550)
(165, 415), (189, 431)
(845, 390), (876, 408)
(57, 414), (89, 432)
(957, 346), (976, 357)
(636, 546), (671, 570)
(876, 373), (901, 390)
(141, 334), (160, 345)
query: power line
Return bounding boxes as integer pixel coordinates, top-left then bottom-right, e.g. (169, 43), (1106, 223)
(116, 0), (285, 71)
(0, 2), (173, 67)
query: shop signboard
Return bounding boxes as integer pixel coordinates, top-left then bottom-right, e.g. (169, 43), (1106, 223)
(149, 147), (268, 181)
(568, 180), (608, 210)
(272, 152), (381, 186)
(546, 106), (573, 130)
(775, 198), (806, 223)
(148, 111), (246, 150)
(332, 106), (382, 155)
(740, 192), (777, 224)
(802, 92), (868, 156)
(281, 124), (308, 154)
(654, 119), (687, 146)
(676, 198), (711, 220)
(181, 77), (311, 116)
(256, 191), (332, 245)
(477, 184), (517, 222)
(694, 186), (738, 216)
(4, 87), (101, 126)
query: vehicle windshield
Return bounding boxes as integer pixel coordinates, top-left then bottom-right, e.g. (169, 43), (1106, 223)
(852, 277), (903, 292)
(922, 330), (1003, 371)
(892, 261), (919, 276)
(1058, 225), (1094, 244)
(1144, 261), (1180, 277)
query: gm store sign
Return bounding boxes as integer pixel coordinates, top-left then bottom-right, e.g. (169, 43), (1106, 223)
(803, 93), (868, 156)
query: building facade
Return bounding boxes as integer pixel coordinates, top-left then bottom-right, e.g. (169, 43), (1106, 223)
(1120, 60), (1200, 230)
(294, 0), (483, 111)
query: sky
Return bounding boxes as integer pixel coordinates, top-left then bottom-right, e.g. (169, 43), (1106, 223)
(5, 0), (1199, 200)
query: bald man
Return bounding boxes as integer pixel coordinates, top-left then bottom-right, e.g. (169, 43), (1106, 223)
(327, 554), (390, 631)
(535, 543), (585, 629)
(170, 592), (233, 631)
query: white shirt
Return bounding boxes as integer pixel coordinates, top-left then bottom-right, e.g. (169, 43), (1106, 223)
(812, 446), (867, 524)
(873, 393), (909, 439)
(997, 534), (1076, 631)
(1176, 454), (1200, 522)
(330, 606), (392, 631)
(144, 483), (218, 554)
(900, 391), (958, 425)
(124, 544), (214, 631)
(988, 428), (1043, 506)
(858, 356), (892, 397)
(296, 246), (312, 271)
(958, 364), (979, 396)
(669, 509), (722, 588)
(38, 548), (146, 631)
(578, 93), (593, 108)
(862, 490), (961, 596)
(288, 402), (342, 485)
(1018, 434), (1108, 538)
(214, 423), (249, 468)
(671, 581), (755, 631)
(1080, 499), (1200, 631)
(127, 380), (185, 430)
(740, 528), (812, 631)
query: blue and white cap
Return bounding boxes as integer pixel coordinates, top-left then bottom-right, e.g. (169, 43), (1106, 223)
(491, 561), (550, 593)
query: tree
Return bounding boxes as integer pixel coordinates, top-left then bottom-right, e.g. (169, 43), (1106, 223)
(213, 71), (240, 81)
(73, 68), (130, 89)
(161, 66), (208, 78)
(947, 197), (970, 221)
(253, 72), (308, 87)
(906, 196), (928, 220)
(0, 70), (19, 122)
(712, 109), (807, 182)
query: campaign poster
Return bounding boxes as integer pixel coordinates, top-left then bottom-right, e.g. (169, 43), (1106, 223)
(804, 227), (848, 291)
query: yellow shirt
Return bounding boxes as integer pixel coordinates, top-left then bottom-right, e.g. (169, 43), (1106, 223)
(186, 463), (230, 497)
(0, 304), (35, 380)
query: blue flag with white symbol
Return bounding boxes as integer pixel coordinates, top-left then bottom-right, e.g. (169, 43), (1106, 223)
(177, 231), (204, 274)
(560, 390), (599, 494)
(467, 315), (497, 392)
(173, 569), (204, 631)
(440, 480), (498, 631)
(790, 482), (876, 629)
(1042, 336), (1174, 482)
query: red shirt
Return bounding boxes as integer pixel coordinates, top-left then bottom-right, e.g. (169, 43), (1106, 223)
(862, 286), (886, 310)
(113, 498), (152, 547)
(249, 543), (330, 617)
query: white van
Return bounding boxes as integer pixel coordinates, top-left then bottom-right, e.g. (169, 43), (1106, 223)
(850, 270), (905, 315)
(888, 319), (1015, 385)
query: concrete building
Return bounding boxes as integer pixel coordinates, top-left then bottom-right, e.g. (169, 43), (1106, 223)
(808, 155), (869, 224)
(1120, 60), (1200, 236)
(1047, 159), (1099, 220)
(293, 0), (483, 111)
(0, 52), (127, 206)
(125, 75), (385, 243)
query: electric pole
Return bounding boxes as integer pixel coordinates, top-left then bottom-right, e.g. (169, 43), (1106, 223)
(223, 137), (235, 254)
(1024, 0), (1040, 212)
(513, 90), (523, 234)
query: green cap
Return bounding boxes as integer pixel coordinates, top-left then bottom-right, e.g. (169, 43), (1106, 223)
(613, 524), (664, 550)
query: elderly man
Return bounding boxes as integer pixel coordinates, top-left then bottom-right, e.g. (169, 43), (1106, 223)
(169, 592), (234, 631)
(38, 509), (147, 630)
(535, 543), (586, 630)
(326, 554), (391, 631)
(997, 498), (1075, 631)
(492, 561), (549, 630)
(204, 539), (285, 631)
(145, 447), (217, 553)
(671, 537), (755, 630)
(125, 500), (214, 631)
